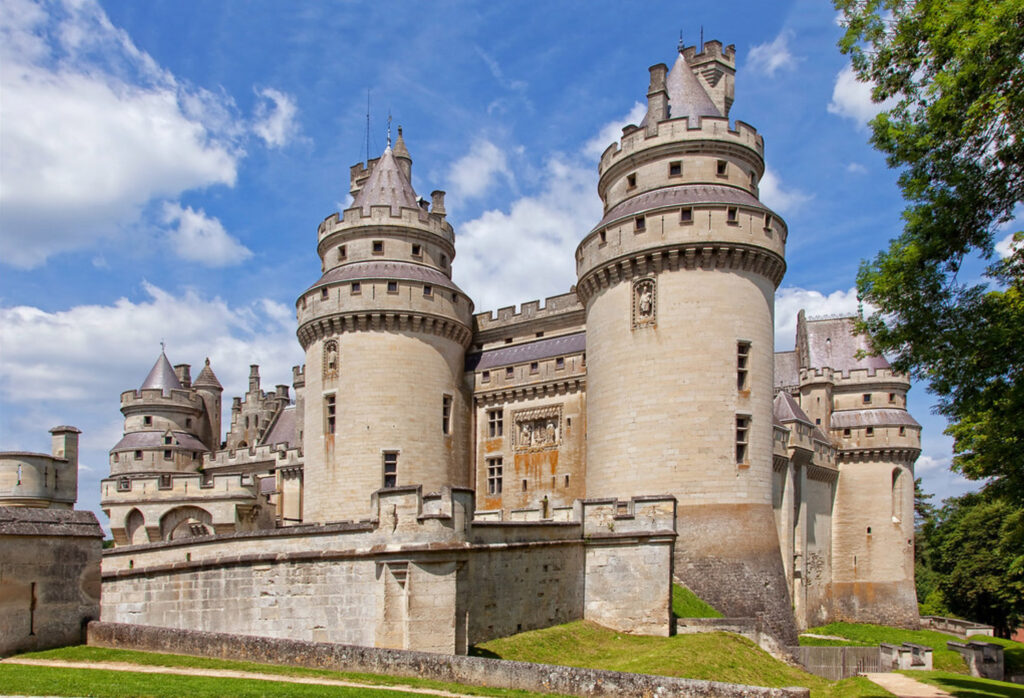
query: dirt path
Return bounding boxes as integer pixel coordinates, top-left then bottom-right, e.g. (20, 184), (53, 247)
(862, 672), (951, 698)
(1, 657), (486, 697)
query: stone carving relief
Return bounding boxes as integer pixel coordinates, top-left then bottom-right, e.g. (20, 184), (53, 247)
(632, 277), (657, 330)
(513, 405), (562, 451)
(323, 340), (339, 377)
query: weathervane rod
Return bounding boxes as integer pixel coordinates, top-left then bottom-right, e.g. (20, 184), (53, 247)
(365, 89), (371, 163)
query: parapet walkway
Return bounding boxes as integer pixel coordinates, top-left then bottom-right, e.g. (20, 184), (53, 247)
(862, 672), (950, 697)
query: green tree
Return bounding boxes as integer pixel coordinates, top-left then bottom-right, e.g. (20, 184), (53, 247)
(834, 0), (1024, 498)
(927, 492), (1024, 636)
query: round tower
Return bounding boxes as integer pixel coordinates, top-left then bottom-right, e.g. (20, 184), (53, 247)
(576, 41), (796, 641)
(192, 357), (224, 451)
(297, 129), (474, 523)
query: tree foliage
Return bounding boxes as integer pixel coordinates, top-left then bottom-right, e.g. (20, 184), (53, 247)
(834, 0), (1024, 498)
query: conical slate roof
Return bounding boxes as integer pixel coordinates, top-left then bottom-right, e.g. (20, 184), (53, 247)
(773, 391), (814, 426)
(193, 357), (222, 389)
(140, 352), (182, 392)
(351, 146), (419, 215)
(641, 50), (721, 127)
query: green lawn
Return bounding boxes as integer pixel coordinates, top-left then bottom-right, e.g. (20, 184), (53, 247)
(967, 635), (1024, 678)
(471, 620), (892, 697)
(7, 645), (559, 697)
(899, 670), (1024, 698)
(802, 622), (970, 673)
(672, 582), (724, 618)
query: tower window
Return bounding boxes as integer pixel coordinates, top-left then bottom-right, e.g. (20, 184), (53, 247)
(866, 427), (875, 437)
(411, 243), (422, 257)
(118, 477), (130, 491)
(163, 449), (172, 460)
(669, 161), (682, 177)
(727, 207), (738, 223)
(599, 230), (607, 244)
(522, 479), (528, 492)
(351, 282), (361, 294)
(763, 213), (772, 230)
(134, 450), (143, 460)
(505, 367), (514, 379)
(863, 393), (872, 404)
(899, 426), (906, 436)
(889, 392), (896, 403)
(716, 160), (728, 176)
(143, 416), (152, 426)
(892, 468), (903, 521)
(442, 395), (452, 434)
(488, 409), (503, 438)
(372, 240), (384, 254)
(164, 435), (172, 445)
(530, 361), (539, 374)
(487, 457), (503, 495)
(383, 451), (398, 488)
(627, 173), (637, 188)
(325, 394), (336, 434)
(387, 281), (398, 293)
(185, 418), (192, 428)
(735, 416), (749, 464)
(556, 357), (565, 370)
(634, 216), (646, 233)
(843, 428), (851, 437)
(338, 245), (346, 260)
(750, 171), (757, 186)
(481, 370), (490, 383)
(737, 341), (750, 391)
(321, 287), (329, 300)
(423, 285), (433, 297)
(681, 207), (693, 224)
(440, 254), (448, 268)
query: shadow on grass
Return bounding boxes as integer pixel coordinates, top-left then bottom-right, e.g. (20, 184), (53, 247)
(924, 676), (1024, 698)
(467, 646), (502, 659)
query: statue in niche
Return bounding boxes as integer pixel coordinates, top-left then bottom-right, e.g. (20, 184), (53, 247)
(521, 422), (533, 446)
(638, 287), (653, 317)
(633, 278), (656, 329)
(324, 341), (339, 374)
(544, 420), (556, 444)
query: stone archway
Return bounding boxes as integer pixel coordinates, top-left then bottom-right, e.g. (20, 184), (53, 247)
(125, 508), (148, 545)
(159, 505), (213, 541)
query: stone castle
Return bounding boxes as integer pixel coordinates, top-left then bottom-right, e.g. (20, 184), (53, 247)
(98, 40), (921, 652)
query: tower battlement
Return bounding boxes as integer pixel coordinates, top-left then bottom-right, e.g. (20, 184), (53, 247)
(120, 389), (204, 413)
(472, 291), (584, 339)
(318, 205), (454, 243)
(680, 40), (737, 66)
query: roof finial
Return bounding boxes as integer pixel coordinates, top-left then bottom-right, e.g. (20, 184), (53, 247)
(700, 25), (704, 49)
(365, 89), (371, 164)
(160, 339), (166, 354)
(678, 30), (684, 53)
(386, 110), (392, 149)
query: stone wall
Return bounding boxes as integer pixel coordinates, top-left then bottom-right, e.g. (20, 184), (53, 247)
(0, 507), (103, 656)
(88, 621), (810, 697)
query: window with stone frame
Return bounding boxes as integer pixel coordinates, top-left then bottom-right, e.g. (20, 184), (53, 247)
(487, 409), (503, 438)
(735, 415), (750, 464)
(486, 457), (503, 495)
(325, 394), (336, 434)
(442, 395), (452, 434)
(382, 451), (398, 488)
(737, 341), (751, 391)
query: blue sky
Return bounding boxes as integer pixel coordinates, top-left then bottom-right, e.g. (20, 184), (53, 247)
(2, 0), (1008, 529)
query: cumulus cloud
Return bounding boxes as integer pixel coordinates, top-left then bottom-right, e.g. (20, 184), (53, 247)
(161, 202), (253, 266)
(995, 231), (1022, 258)
(253, 87), (299, 148)
(446, 140), (514, 202)
(746, 31), (799, 77)
(827, 63), (898, 127)
(774, 286), (864, 350)
(583, 102), (646, 161)
(759, 168), (812, 215)
(846, 162), (868, 174)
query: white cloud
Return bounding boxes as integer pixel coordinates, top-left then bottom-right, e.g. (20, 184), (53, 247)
(161, 202), (253, 266)
(827, 63), (897, 127)
(446, 140), (514, 203)
(759, 168), (812, 215)
(914, 454), (948, 474)
(253, 87), (299, 148)
(846, 162), (868, 174)
(995, 231), (1022, 258)
(0, 0), (244, 268)
(583, 102), (646, 161)
(774, 286), (864, 350)
(746, 31), (799, 77)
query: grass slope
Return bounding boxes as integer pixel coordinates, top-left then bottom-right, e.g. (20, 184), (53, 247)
(968, 635), (1024, 678)
(472, 620), (892, 697)
(899, 670), (1024, 698)
(8, 645), (558, 697)
(672, 583), (724, 618)
(802, 622), (969, 673)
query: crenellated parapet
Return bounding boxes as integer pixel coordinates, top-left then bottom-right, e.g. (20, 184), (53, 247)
(120, 388), (204, 414)
(203, 444), (303, 470)
(578, 495), (677, 538)
(318, 206), (453, 244)
(472, 292), (584, 346)
(100, 471), (263, 508)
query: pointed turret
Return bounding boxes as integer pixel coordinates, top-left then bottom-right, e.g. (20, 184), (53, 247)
(641, 50), (721, 130)
(393, 126), (412, 180)
(193, 357), (222, 389)
(193, 358), (223, 450)
(351, 146), (419, 215)
(140, 352), (182, 393)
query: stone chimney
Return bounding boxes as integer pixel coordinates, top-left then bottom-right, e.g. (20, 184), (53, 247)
(646, 63), (669, 135)
(173, 363), (192, 388)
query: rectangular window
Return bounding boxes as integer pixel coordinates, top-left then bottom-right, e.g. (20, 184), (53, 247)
(164, 435), (172, 445)
(763, 213), (772, 230)
(383, 451), (398, 488)
(159, 474), (172, 489)
(899, 426), (906, 436)
(338, 245), (347, 260)
(866, 427), (875, 437)
(372, 240), (384, 254)
(522, 479), (528, 491)
(889, 392), (896, 403)
(843, 428), (851, 437)
(325, 394), (336, 434)
(627, 173), (637, 188)
(556, 357), (565, 370)
(134, 450), (143, 460)
(727, 206), (738, 223)
(717, 159), (728, 176)
(737, 341), (750, 391)
(487, 409), (503, 438)
(321, 287), (329, 300)
(481, 370), (490, 383)
(530, 361), (539, 374)
(599, 230), (607, 244)
(351, 281), (361, 294)
(411, 243), (422, 257)
(440, 254), (448, 268)
(185, 418), (192, 428)
(505, 366), (514, 379)
(681, 207), (693, 223)
(634, 216), (646, 232)
(486, 457), (503, 495)
(143, 416), (152, 426)
(163, 449), (172, 460)
(669, 161), (682, 177)
(863, 393), (872, 404)
(736, 416), (749, 464)
(423, 284), (433, 297)
(117, 477), (131, 492)
(564, 474), (570, 487)
(442, 395), (452, 435)
(387, 281), (398, 293)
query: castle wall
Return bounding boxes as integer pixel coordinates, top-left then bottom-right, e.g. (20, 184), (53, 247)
(0, 453), (77, 509)
(799, 471), (835, 629)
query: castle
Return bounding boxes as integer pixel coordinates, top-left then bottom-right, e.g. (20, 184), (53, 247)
(98, 41), (921, 652)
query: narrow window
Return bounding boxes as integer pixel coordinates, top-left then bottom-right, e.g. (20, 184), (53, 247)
(487, 409), (503, 438)
(321, 287), (329, 300)
(144, 416), (152, 426)
(423, 284), (433, 297)
(863, 393), (872, 404)
(599, 230), (607, 244)
(627, 173), (637, 188)
(487, 457), (503, 495)
(727, 206), (738, 223)
(16, 465), (22, 485)
(535, 331), (544, 338)
(442, 395), (452, 434)
(891, 468), (903, 521)
(750, 170), (757, 186)
(736, 416), (749, 464)
(254, 415), (259, 428)
(351, 282), (361, 294)
(383, 451), (398, 488)
(555, 357), (565, 370)
(889, 392), (896, 403)
(481, 370), (490, 383)
(815, 418), (821, 425)
(505, 366), (514, 379)
(28, 583), (36, 636)
(134, 450), (142, 460)
(634, 216), (646, 232)
(372, 240), (384, 254)
(843, 428), (851, 437)
(163, 449), (172, 460)
(866, 427), (875, 437)
(530, 361), (539, 374)
(387, 281), (398, 293)
(564, 475), (570, 487)
(763, 213), (772, 230)
(338, 245), (347, 260)
(736, 341), (750, 391)
(411, 243), (422, 257)
(680, 207), (693, 223)
(669, 161), (682, 177)
(440, 254), (448, 268)
(716, 159), (728, 176)
(325, 395), (336, 434)
(245, 416), (250, 429)
(185, 418), (192, 428)
(522, 479), (528, 492)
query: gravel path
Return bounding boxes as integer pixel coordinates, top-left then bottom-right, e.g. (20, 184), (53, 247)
(862, 672), (951, 697)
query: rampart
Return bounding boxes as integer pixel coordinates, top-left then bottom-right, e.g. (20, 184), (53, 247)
(318, 205), (454, 244)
